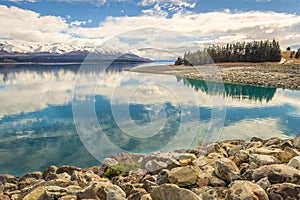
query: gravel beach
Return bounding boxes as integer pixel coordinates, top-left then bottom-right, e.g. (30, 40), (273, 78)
(129, 63), (300, 90)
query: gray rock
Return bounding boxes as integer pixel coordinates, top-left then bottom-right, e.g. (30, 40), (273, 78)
(267, 183), (300, 200)
(293, 134), (300, 150)
(103, 158), (119, 167)
(151, 184), (202, 200)
(112, 152), (145, 163)
(214, 158), (240, 182)
(256, 177), (271, 191)
(156, 169), (169, 185)
(226, 180), (268, 200)
(198, 143), (228, 157)
(235, 150), (249, 162)
(249, 154), (281, 167)
(252, 164), (300, 184)
(141, 152), (196, 173)
(287, 156), (300, 170)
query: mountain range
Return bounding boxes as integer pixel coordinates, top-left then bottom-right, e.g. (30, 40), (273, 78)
(0, 42), (151, 63)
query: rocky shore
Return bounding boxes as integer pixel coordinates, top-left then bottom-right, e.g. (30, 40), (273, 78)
(2, 135), (300, 199)
(129, 63), (300, 90)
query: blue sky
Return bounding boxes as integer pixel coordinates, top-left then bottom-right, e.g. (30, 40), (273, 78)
(1, 0), (300, 58)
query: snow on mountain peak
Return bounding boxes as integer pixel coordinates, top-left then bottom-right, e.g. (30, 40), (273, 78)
(0, 42), (122, 55)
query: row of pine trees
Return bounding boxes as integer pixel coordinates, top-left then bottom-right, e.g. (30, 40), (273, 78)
(176, 39), (282, 65)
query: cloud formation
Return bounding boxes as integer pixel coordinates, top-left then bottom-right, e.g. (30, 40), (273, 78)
(1, 4), (300, 58)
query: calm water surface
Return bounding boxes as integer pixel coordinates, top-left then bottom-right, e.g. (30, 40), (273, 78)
(0, 63), (300, 176)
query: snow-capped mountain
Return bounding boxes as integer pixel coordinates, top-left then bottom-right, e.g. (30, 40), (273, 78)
(0, 41), (121, 55)
(0, 42), (152, 63)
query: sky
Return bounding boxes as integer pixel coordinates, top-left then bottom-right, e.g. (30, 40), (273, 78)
(1, 0), (300, 59)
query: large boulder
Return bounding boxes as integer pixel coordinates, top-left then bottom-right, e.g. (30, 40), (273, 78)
(267, 183), (300, 200)
(150, 184), (202, 200)
(214, 158), (240, 182)
(226, 180), (268, 200)
(168, 166), (200, 187)
(252, 164), (300, 184)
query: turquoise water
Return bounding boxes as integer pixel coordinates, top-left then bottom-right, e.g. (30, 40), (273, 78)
(0, 63), (300, 176)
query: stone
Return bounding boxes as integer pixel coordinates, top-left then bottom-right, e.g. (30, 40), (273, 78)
(235, 150), (249, 162)
(193, 186), (218, 200)
(127, 188), (147, 200)
(56, 166), (81, 176)
(248, 147), (282, 156)
(0, 194), (10, 200)
(140, 194), (152, 200)
(98, 185), (127, 200)
(226, 180), (268, 200)
(193, 186), (227, 200)
(287, 156), (300, 170)
(65, 185), (82, 195)
(221, 143), (244, 157)
(77, 182), (126, 200)
(0, 174), (19, 184)
(42, 165), (58, 181)
(103, 158), (119, 167)
(249, 154), (281, 167)
(112, 152), (145, 163)
(71, 171), (88, 188)
(192, 156), (208, 168)
(142, 180), (157, 193)
(59, 194), (77, 200)
(168, 166), (200, 187)
(156, 169), (169, 185)
(264, 137), (282, 146)
(150, 184), (202, 200)
(214, 158), (240, 182)
(209, 176), (227, 187)
(197, 173), (209, 187)
(141, 152), (195, 174)
(267, 183), (300, 200)
(293, 134), (300, 150)
(252, 164), (300, 184)
(256, 177), (271, 191)
(198, 143), (228, 157)
(22, 186), (67, 200)
(144, 160), (168, 174)
(18, 171), (43, 189)
(274, 150), (294, 163)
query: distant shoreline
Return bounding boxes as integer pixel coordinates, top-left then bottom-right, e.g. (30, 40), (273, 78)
(128, 62), (300, 90)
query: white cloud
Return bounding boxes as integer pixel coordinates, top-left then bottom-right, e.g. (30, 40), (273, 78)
(1, 5), (300, 58)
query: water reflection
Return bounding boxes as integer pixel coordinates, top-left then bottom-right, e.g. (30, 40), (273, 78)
(0, 63), (299, 176)
(177, 77), (276, 102)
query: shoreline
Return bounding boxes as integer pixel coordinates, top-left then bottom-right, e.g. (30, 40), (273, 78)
(128, 63), (300, 90)
(1, 135), (300, 199)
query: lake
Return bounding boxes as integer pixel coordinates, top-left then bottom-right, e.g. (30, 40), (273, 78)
(0, 63), (300, 176)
